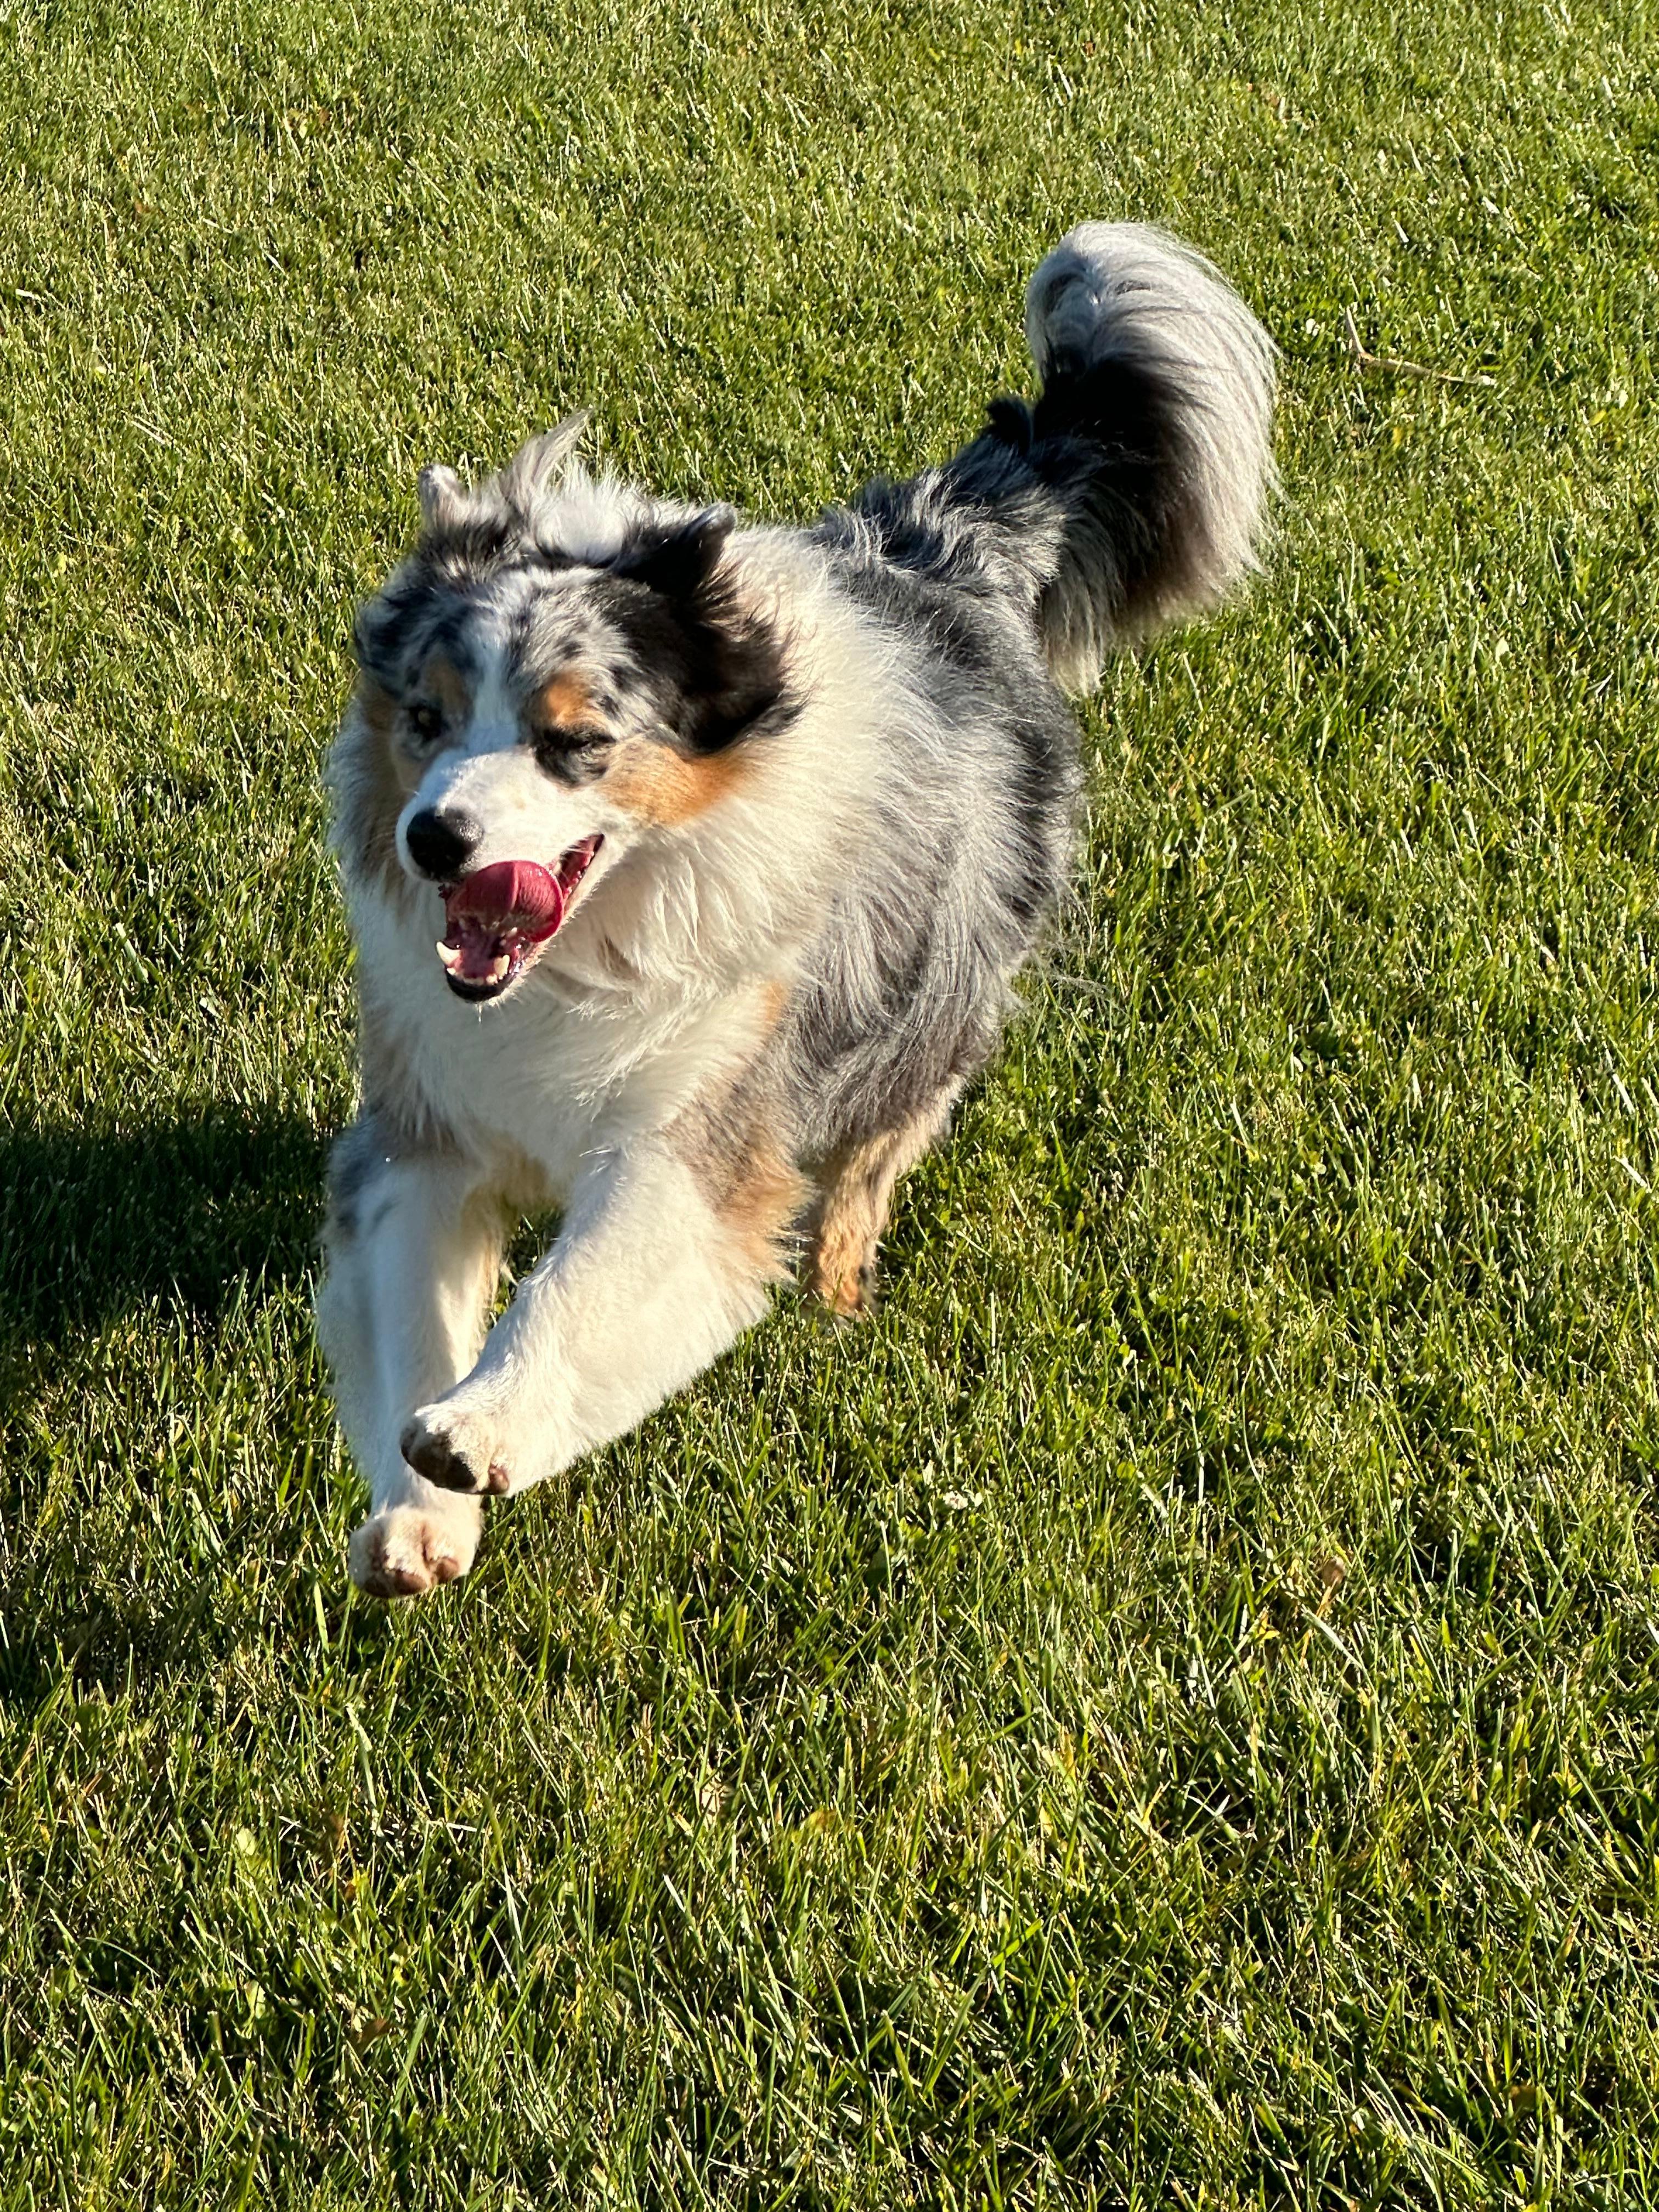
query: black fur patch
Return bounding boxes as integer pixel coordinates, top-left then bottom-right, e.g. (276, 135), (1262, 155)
(981, 351), (1195, 639)
(598, 511), (792, 753)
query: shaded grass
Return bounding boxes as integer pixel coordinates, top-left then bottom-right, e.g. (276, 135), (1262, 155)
(2, 0), (1658, 2203)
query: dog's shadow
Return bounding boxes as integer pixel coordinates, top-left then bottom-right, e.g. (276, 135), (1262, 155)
(0, 1106), (331, 1700)
(0, 1104), (326, 1367)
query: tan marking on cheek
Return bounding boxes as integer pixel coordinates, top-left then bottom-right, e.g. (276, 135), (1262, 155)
(605, 736), (752, 827)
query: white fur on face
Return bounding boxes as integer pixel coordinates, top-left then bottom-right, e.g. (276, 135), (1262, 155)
(398, 744), (609, 877)
(392, 596), (630, 900)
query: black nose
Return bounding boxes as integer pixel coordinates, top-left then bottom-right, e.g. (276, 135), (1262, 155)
(404, 808), (480, 881)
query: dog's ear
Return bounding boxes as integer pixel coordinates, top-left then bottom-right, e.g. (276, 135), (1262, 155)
(500, 412), (589, 515)
(612, 507), (737, 601)
(610, 509), (787, 752)
(416, 463), (467, 533)
(415, 415), (588, 554)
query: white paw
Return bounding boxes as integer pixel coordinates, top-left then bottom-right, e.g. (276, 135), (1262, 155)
(348, 1498), (481, 1599)
(400, 1393), (518, 1498)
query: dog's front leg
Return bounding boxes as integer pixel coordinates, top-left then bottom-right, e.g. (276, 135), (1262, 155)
(317, 1124), (504, 1596)
(399, 1137), (791, 1501)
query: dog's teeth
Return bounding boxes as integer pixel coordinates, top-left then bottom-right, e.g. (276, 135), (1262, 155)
(436, 940), (463, 970)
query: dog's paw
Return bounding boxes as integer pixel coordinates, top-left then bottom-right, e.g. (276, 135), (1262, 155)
(400, 1400), (515, 1498)
(810, 1232), (879, 1319)
(349, 1499), (481, 1599)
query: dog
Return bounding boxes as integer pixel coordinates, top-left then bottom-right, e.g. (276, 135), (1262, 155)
(317, 222), (1275, 1598)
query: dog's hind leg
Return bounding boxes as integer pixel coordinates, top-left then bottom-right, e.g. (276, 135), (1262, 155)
(809, 1082), (962, 1318)
(398, 1127), (803, 1505)
(318, 1118), (505, 1597)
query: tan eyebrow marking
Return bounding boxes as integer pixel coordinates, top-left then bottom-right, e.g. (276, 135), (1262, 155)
(533, 671), (597, 731)
(424, 654), (473, 718)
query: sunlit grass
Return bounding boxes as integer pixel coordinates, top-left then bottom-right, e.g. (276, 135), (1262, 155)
(2, 0), (1657, 2203)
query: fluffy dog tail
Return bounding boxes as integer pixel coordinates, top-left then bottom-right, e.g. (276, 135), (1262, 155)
(985, 223), (1276, 689)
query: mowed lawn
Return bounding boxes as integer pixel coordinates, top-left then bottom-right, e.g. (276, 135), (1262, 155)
(2, 0), (1657, 2203)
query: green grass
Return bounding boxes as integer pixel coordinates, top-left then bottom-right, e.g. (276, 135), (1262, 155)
(2, 0), (1657, 2202)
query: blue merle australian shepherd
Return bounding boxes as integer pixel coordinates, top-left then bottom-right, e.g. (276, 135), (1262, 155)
(320, 223), (1276, 1596)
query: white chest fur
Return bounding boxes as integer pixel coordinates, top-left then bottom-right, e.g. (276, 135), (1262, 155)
(351, 883), (774, 1200)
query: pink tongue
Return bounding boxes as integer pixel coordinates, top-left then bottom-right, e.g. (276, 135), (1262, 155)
(442, 860), (566, 944)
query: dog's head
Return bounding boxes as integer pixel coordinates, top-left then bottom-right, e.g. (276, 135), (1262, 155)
(345, 419), (790, 1002)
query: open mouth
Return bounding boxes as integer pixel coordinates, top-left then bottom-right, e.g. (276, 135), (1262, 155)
(436, 837), (603, 1001)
